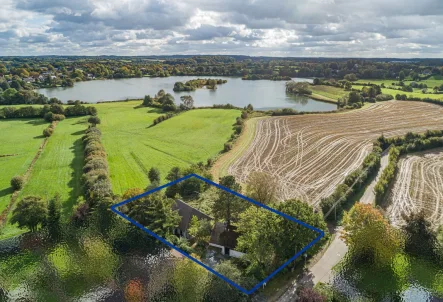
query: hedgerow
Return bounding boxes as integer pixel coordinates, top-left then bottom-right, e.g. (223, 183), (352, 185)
(320, 143), (381, 220)
(374, 132), (443, 205)
(81, 126), (113, 207)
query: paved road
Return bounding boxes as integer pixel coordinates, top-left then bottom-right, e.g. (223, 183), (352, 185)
(276, 150), (390, 302)
(360, 150), (390, 204)
(276, 229), (348, 302)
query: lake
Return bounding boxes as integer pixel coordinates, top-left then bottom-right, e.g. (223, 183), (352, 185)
(38, 76), (337, 111)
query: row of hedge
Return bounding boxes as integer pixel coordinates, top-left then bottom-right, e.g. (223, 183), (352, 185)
(374, 133), (443, 204)
(374, 147), (400, 204)
(152, 113), (175, 126)
(223, 112), (247, 152)
(396, 95), (443, 106)
(320, 144), (382, 220)
(43, 122), (57, 137)
(81, 127), (113, 206)
(378, 130), (443, 150)
(0, 103), (96, 119)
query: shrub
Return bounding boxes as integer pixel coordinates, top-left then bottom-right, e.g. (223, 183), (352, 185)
(43, 127), (54, 137)
(224, 142), (233, 152)
(241, 111), (248, 119)
(88, 116), (101, 125)
(44, 112), (54, 122)
(376, 94), (394, 101)
(11, 175), (24, 190)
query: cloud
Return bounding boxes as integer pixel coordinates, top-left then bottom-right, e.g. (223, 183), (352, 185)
(0, 0), (442, 57)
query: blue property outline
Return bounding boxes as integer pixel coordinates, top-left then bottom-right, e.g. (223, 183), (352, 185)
(110, 174), (324, 295)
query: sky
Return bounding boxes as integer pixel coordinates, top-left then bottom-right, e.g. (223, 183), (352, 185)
(1, 0), (443, 57)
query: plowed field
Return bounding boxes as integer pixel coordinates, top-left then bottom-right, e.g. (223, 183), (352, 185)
(228, 101), (443, 205)
(387, 149), (443, 227)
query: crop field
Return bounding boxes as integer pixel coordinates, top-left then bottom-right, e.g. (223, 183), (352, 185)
(0, 119), (47, 214)
(228, 101), (443, 206)
(97, 101), (240, 195)
(310, 85), (348, 102)
(387, 149), (443, 227)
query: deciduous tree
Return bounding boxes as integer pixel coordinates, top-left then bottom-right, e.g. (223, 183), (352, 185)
(11, 196), (47, 232)
(342, 203), (404, 267)
(245, 171), (277, 205)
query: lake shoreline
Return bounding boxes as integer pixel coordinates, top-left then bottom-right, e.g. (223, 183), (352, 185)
(37, 76), (337, 112)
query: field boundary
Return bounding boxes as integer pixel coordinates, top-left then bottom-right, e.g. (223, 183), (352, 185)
(211, 116), (266, 180)
(0, 121), (59, 227)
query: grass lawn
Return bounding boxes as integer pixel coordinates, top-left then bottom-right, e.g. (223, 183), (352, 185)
(97, 101), (240, 195)
(310, 85), (348, 102)
(0, 119), (47, 215)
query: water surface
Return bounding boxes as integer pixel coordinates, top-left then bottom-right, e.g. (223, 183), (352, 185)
(38, 76), (336, 111)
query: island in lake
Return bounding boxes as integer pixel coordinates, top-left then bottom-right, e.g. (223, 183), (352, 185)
(173, 78), (227, 91)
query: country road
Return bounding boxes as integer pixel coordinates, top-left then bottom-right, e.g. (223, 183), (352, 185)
(275, 150), (391, 302)
(360, 149), (390, 204)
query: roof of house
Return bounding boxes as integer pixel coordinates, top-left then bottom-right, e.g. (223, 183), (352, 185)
(209, 222), (240, 249)
(172, 199), (212, 232)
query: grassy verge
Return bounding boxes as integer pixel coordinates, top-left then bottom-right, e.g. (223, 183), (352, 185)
(211, 116), (265, 181)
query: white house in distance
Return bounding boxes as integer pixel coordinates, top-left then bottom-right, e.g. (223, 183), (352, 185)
(172, 199), (245, 259)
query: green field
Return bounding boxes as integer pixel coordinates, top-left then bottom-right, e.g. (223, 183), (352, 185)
(310, 85), (348, 102)
(19, 116), (88, 215)
(1, 116), (88, 239)
(97, 101), (240, 195)
(0, 119), (47, 214)
(355, 77), (443, 100)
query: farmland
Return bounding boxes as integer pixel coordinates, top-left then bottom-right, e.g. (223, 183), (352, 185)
(387, 148), (443, 227)
(228, 101), (443, 205)
(97, 101), (241, 195)
(0, 119), (47, 214)
(310, 85), (348, 102)
(1, 116), (88, 238)
(355, 77), (443, 101)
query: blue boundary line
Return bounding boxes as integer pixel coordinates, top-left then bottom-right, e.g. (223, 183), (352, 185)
(110, 173), (324, 295)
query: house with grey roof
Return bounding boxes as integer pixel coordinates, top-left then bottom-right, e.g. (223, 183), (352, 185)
(209, 222), (245, 258)
(172, 199), (212, 238)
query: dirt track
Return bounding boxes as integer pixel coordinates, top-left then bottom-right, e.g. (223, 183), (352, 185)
(228, 101), (443, 206)
(387, 149), (443, 227)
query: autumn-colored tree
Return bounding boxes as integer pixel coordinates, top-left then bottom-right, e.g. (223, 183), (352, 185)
(125, 279), (144, 302)
(245, 171), (278, 205)
(122, 188), (144, 200)
(342, 203), (404, 267)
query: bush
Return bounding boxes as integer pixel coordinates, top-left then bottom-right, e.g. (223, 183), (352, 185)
(375, 94), (394, 102)
(224, 142), (232, 152)
(88, 116), (101, 125)
(43, 127), (54, 137)
(241, 111), (248, 119)
(11, 175), (24, 190)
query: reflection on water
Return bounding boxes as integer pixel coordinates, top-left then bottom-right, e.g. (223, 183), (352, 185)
(38, 76), (337, 112)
